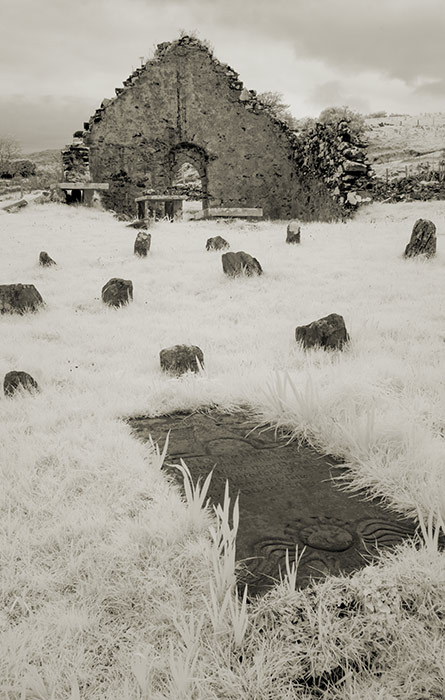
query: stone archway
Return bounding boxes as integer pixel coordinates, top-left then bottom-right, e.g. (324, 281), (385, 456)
(168, 142), (209, 209)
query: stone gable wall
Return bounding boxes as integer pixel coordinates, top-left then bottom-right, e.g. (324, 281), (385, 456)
(63, 36), (371, 219)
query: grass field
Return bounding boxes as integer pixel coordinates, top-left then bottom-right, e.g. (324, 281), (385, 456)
(1, 200), (445, 698)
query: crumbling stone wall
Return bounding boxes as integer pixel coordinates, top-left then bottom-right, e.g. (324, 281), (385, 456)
(61, 133), (90, 182)
(63, 36), (372, 220)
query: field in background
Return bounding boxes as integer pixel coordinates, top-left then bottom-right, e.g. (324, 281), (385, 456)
(1, 200), (445, 697)
(365, 113), (445, 179)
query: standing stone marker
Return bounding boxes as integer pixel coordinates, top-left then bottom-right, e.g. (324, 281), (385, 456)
(206, 235), (230, 251)
(101, 278), (133, 307)
(222, 251), (262, 277)
(0, 284), (44, 314)
(134, 231), (151, 257)
(4, 371), (40, 396)
(39, 251), (56, 266)
(404, 219), (436, 258)
(286, 222), (301, 244)
(160, 344), (204, 375)
(296, 313), (349, 350)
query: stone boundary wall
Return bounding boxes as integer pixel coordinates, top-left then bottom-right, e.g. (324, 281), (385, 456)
(62, 36), (373, 219)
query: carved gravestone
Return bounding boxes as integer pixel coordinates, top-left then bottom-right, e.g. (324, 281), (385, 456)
(296, 313), (349, 350)
(134, 231), (151, 257)
(128, 409), (437, 596)
(4, 371), (39, 397)
(206, 236), (229, 251)
(286, 222), (301, 244)
(101, 278), (133, 307)
(404, 219), (436, 258)
(0, 284), (44, 314)
(222, 251), (262, 277)
(39, 251), (56, 266)
(160, 344), (204, 376)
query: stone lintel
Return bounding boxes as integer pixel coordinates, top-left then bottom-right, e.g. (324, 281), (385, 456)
(195, 207), (263, 219)
(57, 182), (110, 190)
(135, 194), (185, 202)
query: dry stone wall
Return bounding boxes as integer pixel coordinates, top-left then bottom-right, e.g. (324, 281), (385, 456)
(63, 36), (372, 220)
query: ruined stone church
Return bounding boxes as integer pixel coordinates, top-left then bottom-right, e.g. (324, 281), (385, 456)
(62, 36), (372, 219)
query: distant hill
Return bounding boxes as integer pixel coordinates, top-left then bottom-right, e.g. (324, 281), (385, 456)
(365, 113), (445, 179)
(24, 149), (61, 171)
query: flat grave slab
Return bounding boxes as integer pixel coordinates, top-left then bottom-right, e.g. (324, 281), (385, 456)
(128, 409), (437, 596)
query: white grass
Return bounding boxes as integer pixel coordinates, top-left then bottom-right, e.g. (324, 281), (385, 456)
(1, 199), (445, 697)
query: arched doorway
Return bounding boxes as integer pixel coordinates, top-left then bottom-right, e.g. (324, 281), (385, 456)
(167, 143), (209, 211)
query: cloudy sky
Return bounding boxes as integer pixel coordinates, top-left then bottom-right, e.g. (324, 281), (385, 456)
(2, 0), (444, 153)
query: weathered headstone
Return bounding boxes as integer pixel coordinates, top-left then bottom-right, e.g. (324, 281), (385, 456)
(101, 278), (133, 307)
(39, 251), (56, 266)
(296, 313), (349, 350)
(4, 371), (39, 397)
(160, 344), (204, 376)
(222, 251), (262, 277)
(404, 219), (436, 258)
(0, 284), (44, 314)
(134, 231), (151, 256)
(286, 222), (301, 244)
(128, 409), (434, 596)
(206, 235), (229, 251)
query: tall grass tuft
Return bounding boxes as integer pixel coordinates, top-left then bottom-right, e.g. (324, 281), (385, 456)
(171, 458), (214, 528)
(416, 505), (445, 552)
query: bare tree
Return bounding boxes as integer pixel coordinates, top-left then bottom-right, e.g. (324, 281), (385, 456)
(256, 91), (298, 129)
(0, 137), (21, 176)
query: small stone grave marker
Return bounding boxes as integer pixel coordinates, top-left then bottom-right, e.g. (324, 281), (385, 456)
(160, 345), (204, 376)
(296, 313), (349, 350)
(39, 251), (56, 266)
(4, 371), (39, 396)
(404, 218), (436, 258)
(206, 236), (229, 251)
(286, 222), (301, 244)
(222, 251), (262, 277)
(0, 284), (44, 314)
(101, 278), (133, 307)
(134, 231), (151, 257)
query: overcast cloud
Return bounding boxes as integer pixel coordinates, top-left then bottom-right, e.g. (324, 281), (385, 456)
(1, 0), (444, 152)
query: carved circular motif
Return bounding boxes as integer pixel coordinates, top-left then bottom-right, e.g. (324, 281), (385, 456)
(300, 524), (353, 552)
